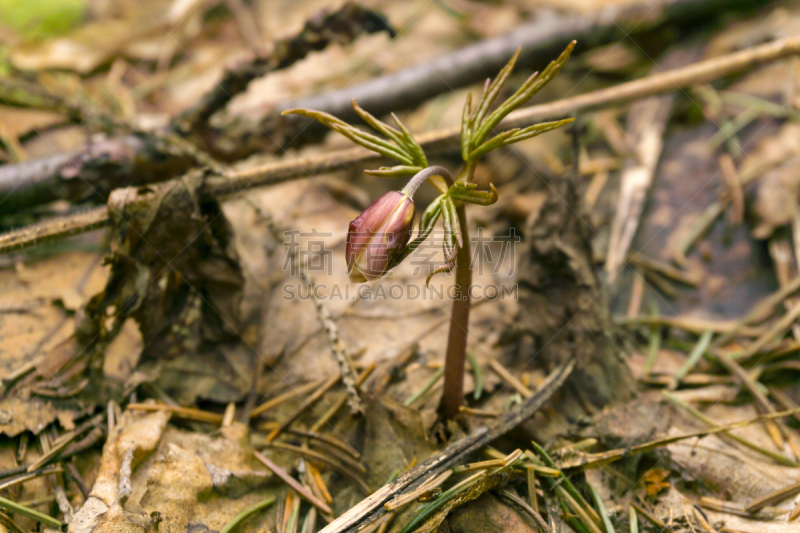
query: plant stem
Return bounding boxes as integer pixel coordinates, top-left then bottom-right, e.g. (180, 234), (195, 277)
(439, 201), (472, 419)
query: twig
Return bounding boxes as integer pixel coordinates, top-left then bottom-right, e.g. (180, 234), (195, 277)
(173, 2), (393, 133)
(5, 35), (800, 254)
(272, 0), (770, 136)
(0, 0), (773, 214)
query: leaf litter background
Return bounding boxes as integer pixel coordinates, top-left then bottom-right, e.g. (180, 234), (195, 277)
(2, 0), (800, 532)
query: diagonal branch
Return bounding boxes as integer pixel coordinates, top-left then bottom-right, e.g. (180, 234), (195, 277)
(3, 34), (800, 254)
(0, 0), (770, 213)
(316, 356), (576, 533)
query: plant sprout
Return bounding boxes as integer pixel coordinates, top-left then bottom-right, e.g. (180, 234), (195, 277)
(284, 41), (575, 419)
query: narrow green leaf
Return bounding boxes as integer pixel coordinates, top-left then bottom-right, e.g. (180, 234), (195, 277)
(673, 330), (713, 383)
(447, 182), (498, 206)
(629, 506), (638, 533)
(391, 113), (428, 167)
(351, 99), (406, 146)
(506, 118), (575, 143)
(471, 47), (521, 129)
(470, 77), (492, 129)
(461, 92), (473, 162)
(473, 40), (575, 145)
(468, 129), (519, 161)
(404, 366), (444, 406)
(589, 484), (616, 533)
(467, 350), (483, 400)
(283, 108), (414, 165)
(0, 494), (63, 529)
(364, 165), (423, 177)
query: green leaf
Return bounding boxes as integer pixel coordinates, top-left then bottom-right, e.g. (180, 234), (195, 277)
(351, 99), (407, 148)
(283, 108), (414, 165)
(470, 47), (521, 130)
(364, 165), (423, 177)
(441, 197), (462, 249)
(589, 484), (616, 533)
(472, 40), (575, 147)
(461, 92), (472, 162)
(468, 129), (519, 161)
(391, 113), (428, 167)
(505, 118), (575, 144)
(447, 183), (498, 206)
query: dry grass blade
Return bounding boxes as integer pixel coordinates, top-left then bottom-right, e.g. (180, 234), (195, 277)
(713, 351), (787, 448)
(127, 403), (224, 423)
(253, 451), (332, 515)
(251, 380), (323, 418)
(693, 506), (720, 533)
(267, 375), (340, 443)
(713, 275), (800, 347)
(743, 480), (800, 512)
(559, 400), (800, 469)
(700, 496), (785, 519)
(487, 357), (532, 397)
(310, 364), (375, 432)
(497, 489), (551, 533)
(384, 470), (452, 511)
(663, 391), (796, 466)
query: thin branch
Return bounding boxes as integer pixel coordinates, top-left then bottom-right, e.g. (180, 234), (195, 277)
(0, 0), (770, 212)
(4, 35), (800, 254)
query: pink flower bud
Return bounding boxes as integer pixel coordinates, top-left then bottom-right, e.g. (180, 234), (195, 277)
(346, 191), (415, 282)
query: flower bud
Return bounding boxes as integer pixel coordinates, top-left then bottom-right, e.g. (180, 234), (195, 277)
(346, 191), (415, 282)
